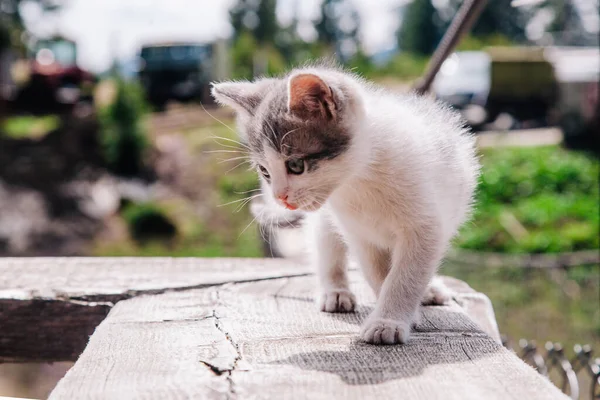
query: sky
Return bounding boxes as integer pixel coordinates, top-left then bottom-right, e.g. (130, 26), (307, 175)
(19, 0), (600, 73)
(21, 0), (407, 73)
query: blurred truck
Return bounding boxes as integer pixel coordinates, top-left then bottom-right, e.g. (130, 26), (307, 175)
(433, 47), (559, 131)
(12, 37), (96, 115)
(138, 41), (229, 110)
(545, 47), (599, 154)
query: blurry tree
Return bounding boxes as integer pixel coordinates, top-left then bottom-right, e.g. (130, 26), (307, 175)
(0, 0), (62, 50)
(254, 0), (278, 46)
(100, 80), (148, 177)
(315, 0), (360, 61)
(542, 0), (592, 45)
(470, 0), (527, 42)
(398, 0), (443, 56)
(229, 0), (280, 76)
(399, 0), (532, 56)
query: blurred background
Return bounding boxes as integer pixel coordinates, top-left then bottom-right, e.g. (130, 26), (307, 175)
(0, 0), (598, 398)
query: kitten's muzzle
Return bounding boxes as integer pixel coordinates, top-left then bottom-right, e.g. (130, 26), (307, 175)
(277, 194), (298, 211)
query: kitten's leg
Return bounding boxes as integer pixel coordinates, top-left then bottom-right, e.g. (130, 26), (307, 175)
(360, 230), (442, 344)
(350, 239), (389, 297)
(312, 214), (355, 313)
(421, 275), (453, 305)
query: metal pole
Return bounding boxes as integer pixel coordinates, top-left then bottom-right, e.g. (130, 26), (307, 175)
(413, 0), (488, 95)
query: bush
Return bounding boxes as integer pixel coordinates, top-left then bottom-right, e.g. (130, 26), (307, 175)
(122, 202), (177, 242)
(456, 146), (599, 253)
(100, 80), (148, 176)
(456, 34), (513, 51)
(349, 52), (429, 81)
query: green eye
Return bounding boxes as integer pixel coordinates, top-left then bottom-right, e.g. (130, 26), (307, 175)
(286, 158), (305, 175)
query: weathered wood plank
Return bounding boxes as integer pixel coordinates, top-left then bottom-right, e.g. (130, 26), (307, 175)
(0, 257), (312, 301)
(0, 257), (312, 362)
(50, 272), (567, 400)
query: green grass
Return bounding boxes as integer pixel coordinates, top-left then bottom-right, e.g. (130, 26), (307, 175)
(1, 115), (60, 139)
(456, 146), (599, 253)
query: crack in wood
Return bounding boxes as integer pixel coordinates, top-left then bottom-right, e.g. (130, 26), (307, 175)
(212, 290), (243, 400)
(65, 272), (313, 304)
(199, 360), (227, 376)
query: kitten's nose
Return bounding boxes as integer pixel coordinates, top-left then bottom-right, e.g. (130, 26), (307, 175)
(277, 194), (297, 210)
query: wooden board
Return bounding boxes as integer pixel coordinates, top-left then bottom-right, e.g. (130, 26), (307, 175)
(0, 257), (312, 362)
(49, 271), (568, 400)
(0, 257), (313, 301)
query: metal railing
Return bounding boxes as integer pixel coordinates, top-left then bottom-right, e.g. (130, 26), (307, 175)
(503, 338), (600, 400)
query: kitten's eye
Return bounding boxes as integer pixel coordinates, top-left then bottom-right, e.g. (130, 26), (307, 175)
(258, 165), (270, 179)
(286, 158), (305, 175)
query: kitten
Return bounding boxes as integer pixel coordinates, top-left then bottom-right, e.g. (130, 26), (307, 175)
(211, 64), (480, 345)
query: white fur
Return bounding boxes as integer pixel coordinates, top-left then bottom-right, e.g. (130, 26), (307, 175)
(213, 67), (480, 345)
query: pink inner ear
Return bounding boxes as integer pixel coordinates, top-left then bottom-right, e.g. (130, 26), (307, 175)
(288, 74), (335, 120)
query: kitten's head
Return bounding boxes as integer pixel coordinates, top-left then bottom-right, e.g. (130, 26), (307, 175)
(211, 68), (366, 212)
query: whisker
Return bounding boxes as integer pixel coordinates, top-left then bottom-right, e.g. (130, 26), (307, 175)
(200, 103), (238, 135)
(268, 214), (275, 257)
(204, 149), (247, 154)
(279, 127), (301, 147)
(263, 119), (279, 150)
(224, 161), (251, 174)
(209, 135), (250, 150)
(235, 194), (260, 212)
(239, 208), (262, 238)
(218, 193), (263, 207)
(234, 188), (262, 194)
(217, 156), (251, 164)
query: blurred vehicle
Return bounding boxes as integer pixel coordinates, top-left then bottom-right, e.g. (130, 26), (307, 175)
(138, 42), (215, 110)
(546, 47), (599, 154)
(12, 37), (96, 115)
(433, 47), (559, 131)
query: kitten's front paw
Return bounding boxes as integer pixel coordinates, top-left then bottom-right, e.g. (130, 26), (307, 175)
(360, 317), (411, 345)
(319, 289), (356, 313)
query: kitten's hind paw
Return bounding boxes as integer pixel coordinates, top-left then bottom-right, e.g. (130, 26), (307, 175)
(319, 289), (356, 313)
(421, 276), (453, 306)
(360, 317), (411, 345)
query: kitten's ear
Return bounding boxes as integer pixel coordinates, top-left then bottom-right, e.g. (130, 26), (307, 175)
(211, 80), (272, 114)
(287, 74), (336, 121)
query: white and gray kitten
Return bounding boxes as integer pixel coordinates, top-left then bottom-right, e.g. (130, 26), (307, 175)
(211, 65), (480, 345)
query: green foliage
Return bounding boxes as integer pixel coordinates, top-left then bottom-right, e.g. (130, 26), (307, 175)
(230, 31), (257, 79)
(398, 0), (443, 56)
(315, 0), (360, 60)
(122, 202), (177, 242)
(350, 52), (428, 81)
(230, 0), (278, 46)
(230, 31), (287, 80)
(100, 80), (148, 176)
(470, 0), (528, 42)
(1, 115), (60, 139)
(456, 146), (599, 253)
(456, 34), (513, 51)
(254, 0), (278, 46)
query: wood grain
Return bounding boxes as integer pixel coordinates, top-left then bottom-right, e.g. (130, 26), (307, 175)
(49, 271), (567, 400)
(0, 257), (312, 362)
